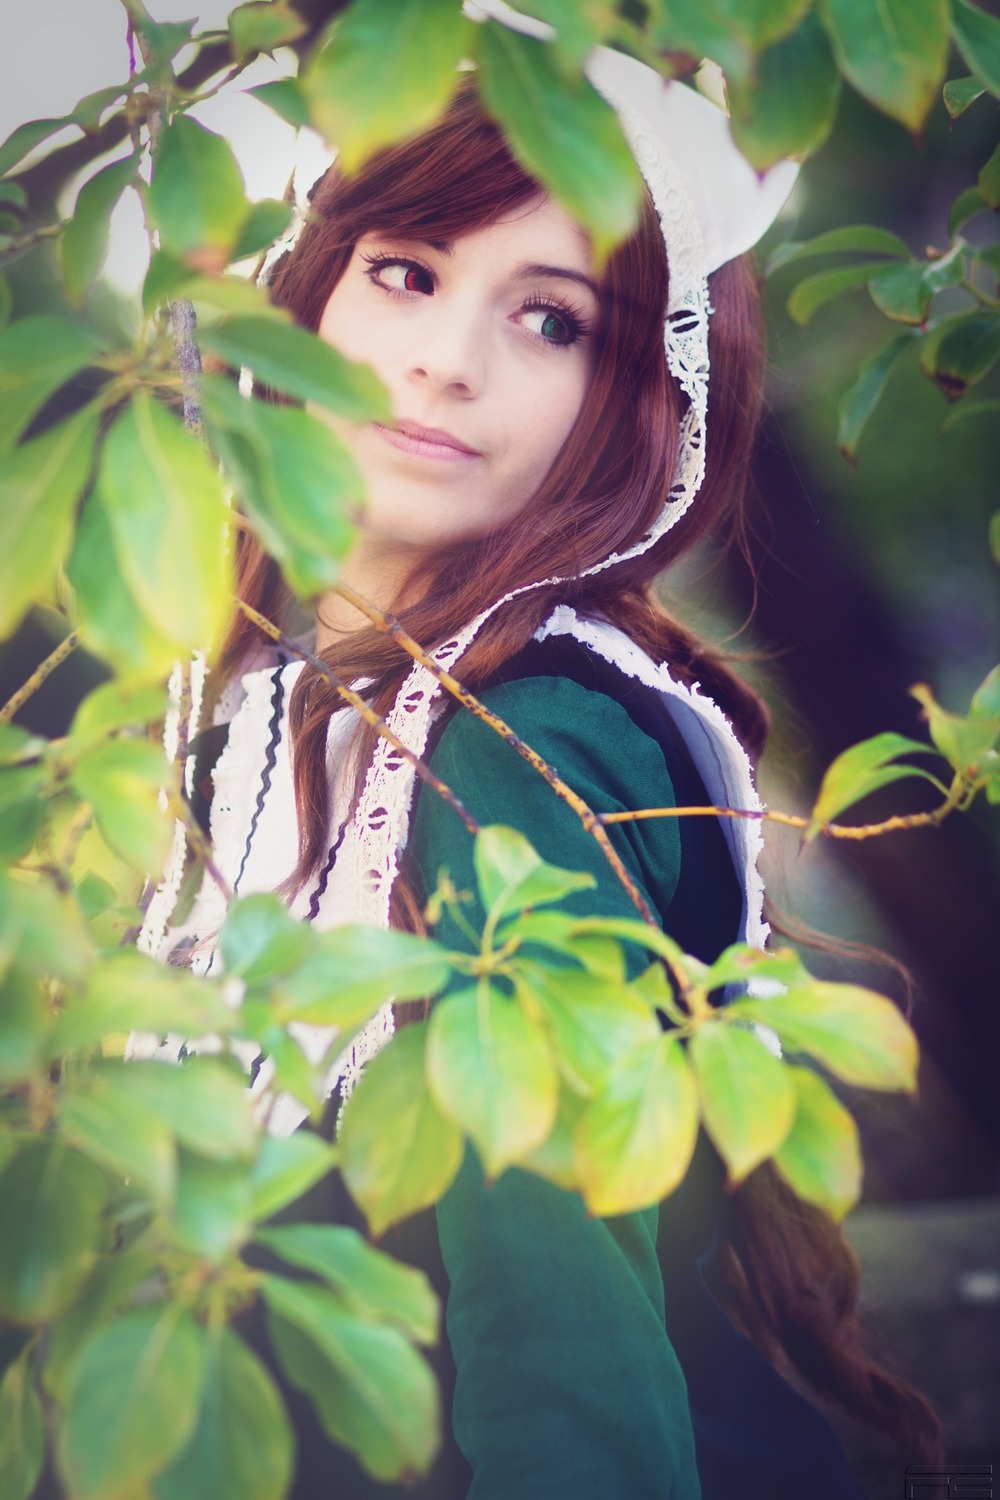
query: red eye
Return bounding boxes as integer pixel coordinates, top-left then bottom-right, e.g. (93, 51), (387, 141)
(403, 265), (431, 293)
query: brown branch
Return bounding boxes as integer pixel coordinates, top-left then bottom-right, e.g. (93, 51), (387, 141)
(0, 631), (79, 727)
(598, 801), (958, 841)
(234, 598), (480, 836)
(334, 581), (659, 926)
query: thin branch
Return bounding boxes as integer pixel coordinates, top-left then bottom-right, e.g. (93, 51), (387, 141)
(234, 598), (480, 836)
(334, 581), (659, 926)
(0, 632), (79, 727)
(167, 791), (233, 903)
(598, 800), (960, 841)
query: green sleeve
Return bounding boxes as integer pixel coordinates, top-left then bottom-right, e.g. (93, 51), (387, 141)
(407, 676), (702, 1500)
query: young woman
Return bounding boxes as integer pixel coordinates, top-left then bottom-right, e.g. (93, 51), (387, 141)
(138, 29), (942, 1500)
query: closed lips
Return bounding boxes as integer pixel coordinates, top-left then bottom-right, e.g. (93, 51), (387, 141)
(374, 420), (483, 459)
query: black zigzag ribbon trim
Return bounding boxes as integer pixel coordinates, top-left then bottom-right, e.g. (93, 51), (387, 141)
(305, 813), (350, 923)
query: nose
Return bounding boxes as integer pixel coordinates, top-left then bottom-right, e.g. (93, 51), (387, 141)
(405, 300), (485, 400)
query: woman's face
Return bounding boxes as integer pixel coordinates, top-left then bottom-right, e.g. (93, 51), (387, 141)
(315, 194), (599, 551)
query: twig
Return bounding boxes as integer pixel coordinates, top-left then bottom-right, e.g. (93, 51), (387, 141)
(0, 632), (79, 726)
(334, 582), (658, 926)
(597, 801), (959, 840)
(168, 791), (233, 903)
(234, 598), (480, 836)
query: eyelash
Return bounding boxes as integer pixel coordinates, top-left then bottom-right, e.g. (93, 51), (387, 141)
(358, 251), (592, 350)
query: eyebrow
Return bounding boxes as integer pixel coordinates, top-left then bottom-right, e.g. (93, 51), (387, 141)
(415, 239), (599, 299)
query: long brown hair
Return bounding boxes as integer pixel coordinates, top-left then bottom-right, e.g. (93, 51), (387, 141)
(222, 81), (942, 1464)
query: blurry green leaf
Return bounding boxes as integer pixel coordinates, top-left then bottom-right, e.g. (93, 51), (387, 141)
(952, 0), (1000, 99)
(148, 116), (249, 271)
(818, 0), (950, 130)
(97, 394), (231, 648)
(991, 511), (1000, 565)
(573, 1033), (698, 1216)
(943, 74), (988, 118)
(264, 1275), (439, 1481)
(971, 665), (1000, 720)
(427, 985), (557, 1177)
(729, 11), (841, 168)
(69, 84), (128, 133)
(69, 737), (172, 873)
(153, 1327), (293, 1500)
(58, 1306), (203, 1500)
(475, 825), (595, 922)
(476, 20), (644, 262)
(949, 185), (987, 236)
(518, 1080), (587, 1191)
(135, 17), (196, 64)
(689, 1023), (794, 1182)
(339, 1022), (463, 1235)
(187, 274), (287, 318)
(697, 942), (811, 997)
(220, 891), (312, 984)
(68, 489), (180, 682)
(515, 0), (603, 70)
(173, 1150), (252, 1261)
(911, 681), (1000, 770)
(142, 249), (195, 315)
(868, 262), (933, 324)
(43, 1246), (159, 1403)
(773, 1065), (862, 1219)
(920, 310), (1000, 399)
(252, 1027), (323, 1112)
(807, 730), (943, 838)
(247, 77), (311, 129)
(60, 154), (139, 304)
(202, 375), (362, 597)
(787, 262), (891, 324)
(58, 1079), (177, 1204)
(942, 397), (1000, 434)
(231, 198), (294, 261)
(229, 0), (308, 61)
(92, 1056), (256, 1162)
(767, 224), (910, 277)
(647, 0), (753, 79)
(0, 873), (92, 982)
(273, 925), (453, 1028)
(0, 274), (11, 331)
(0, 967), (50, 1086)
(837, 331), (915, 460)
(0, 182), (26, 210)
(510, 910), (628, 981)
(200, 317), (389, 421)
(0, 765), (45, 863)
(70, 680), (168, 743)
(0, 1139), (107, 1323)
(0, 315), (103, 455)
(0, 406), (99, 638)
(515, 961), (659, 1095)
(51, 950), (235, 1059)
(0, 118), (71, 178)
(0, 1346), (44, 1500)
(557, 913), (688, 975)
(250, 1132), (337, 1221)
(304, 0), (470, 173)
(731, 983), (919, 1090)
(257, 1223), (438, 1344)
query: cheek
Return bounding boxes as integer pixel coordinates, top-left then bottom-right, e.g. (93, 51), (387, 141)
(515, 364), (589, 476)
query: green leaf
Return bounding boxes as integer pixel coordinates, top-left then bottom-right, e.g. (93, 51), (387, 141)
(263, 1274), (439, 1481)
(787, 262), (893, 325)
(773, 1065), (862, 1219)
(517, 1080), (588, 1191)
(807, 729), (943, 837)
(0, 118), (71, 179)
(0, 274), (11, 331)
(0, 1346), (44, 1500)
(0, 406), (99, 638)
(69, 737), (172, 874)
(515, 961), (660, 1095)
(58, 1306), (203, 1500)
(60, 154), (139, 304)
(199, 316), (390, 421)
(731, 983), (919, 1090)
(971, 665), (1000, 721)
(837, 331), (915, 460)
(766, 224), (910, 277)
(91, 1056), (256, 1162)
(231, 198), (294, 261)
(153, 1327), (293, 1500)
(0, 967), (51, 1086)
(0, 765), (45, 863)
(0, 1139), (107, 1323)
(952, 0), (1000, 99)
(70, 681), (168, 743)
(949, 185), (987, 237)
(53, 953), (235, 1059)
(246, 77), (311, 130)
(942, 397), (1000, 434)
(943, 74), (988, 118)
(427, 985), (557, 1177)
(476, 20), (644, 262)
(818, 0), (950, 131)
(58, 1081), (178, 1205)
(647, 0), (754, 79)
(991, 510), (1000, 566)
(689, 1023), (795, 1182)
(515, 0), (603, 70)
(911, 680), (1000, 770)
(228, 0), (308, 61)
(304, 0), (471, 173)
(173, 1151), (252, 1262)
(256, 1223), (438, 1345)
(921, 309), (1000, 400)
(69, 84), (129, 133)
(696, 941), (811, 997)
(474, 824), (595, 922)
(250, 1133), (337, 1222)
(573, 1032), (698, 1216)
(219, 891), (312, 984)
(339, 1022), (463, 1235)
(0, 873), (92, 982)
(867, 262), (933, 324)
(147, 115), (250, 271)
(272, 925), (454, 1028)
(0, 315), (103, 455)
(728, 11), (841, 169)
(97, 394), (231, 649)
(202, 375), (361, 597)
(43, 1246), (159, 1403)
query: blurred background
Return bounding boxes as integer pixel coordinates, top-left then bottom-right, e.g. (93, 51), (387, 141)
(1, 5), (998, 1494)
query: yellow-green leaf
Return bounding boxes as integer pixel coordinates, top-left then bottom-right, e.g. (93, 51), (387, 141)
(0, 315), (103, 455)
(807, 729), (943, 838)
(818, 0), (950, 131)
(199, 317), (389, 421)
(69, 738), (172, 874)
(228, 0), (308, 61)
(0, 1345), (45, 1500)
(731, 983), (919, 1090)
(60, 154), (139, 304)
(773, 1066), (862, 1220)
(516, 961), (659, 1095)
(689, 1022), (795, 1182)
(147, 115), (250, 271)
